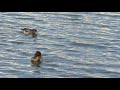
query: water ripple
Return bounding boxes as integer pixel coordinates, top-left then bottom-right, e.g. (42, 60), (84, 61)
(0, 12), (120, 78)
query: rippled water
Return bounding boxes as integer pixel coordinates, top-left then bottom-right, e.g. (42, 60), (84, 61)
(0, 12), (120, 78)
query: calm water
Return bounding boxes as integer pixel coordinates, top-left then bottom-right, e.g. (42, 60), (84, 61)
(0, 12), (120, 78)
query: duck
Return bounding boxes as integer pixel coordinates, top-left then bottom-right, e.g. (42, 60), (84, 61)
(31, 51), (43, 66)
(20, 28), (38, 37)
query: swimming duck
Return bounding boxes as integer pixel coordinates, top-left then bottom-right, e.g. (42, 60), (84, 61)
(20, 28), (38, 37)
(31, 51), (43, 66)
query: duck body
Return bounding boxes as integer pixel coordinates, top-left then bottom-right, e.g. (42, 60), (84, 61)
(20, 28), (38, 37)
(31, 51), (43, 66)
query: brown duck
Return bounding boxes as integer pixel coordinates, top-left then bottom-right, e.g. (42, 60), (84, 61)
(31, 51), (43, 66)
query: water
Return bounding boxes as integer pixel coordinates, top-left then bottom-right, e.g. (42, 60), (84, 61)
(0, 12), (120, 78)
